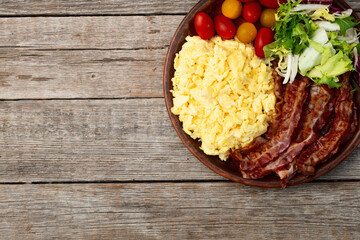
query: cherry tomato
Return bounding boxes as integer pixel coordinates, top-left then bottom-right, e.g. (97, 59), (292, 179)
(260, 8), (277, 28)
(242, 2), (262, 23)
(259, 0), (286, 9)
(255, 28), (274, 58)
(236, 22), (257, 44)
(194, 12), (215, 40)
(215, 15), (236, 40)
(222, 0), (243, 20)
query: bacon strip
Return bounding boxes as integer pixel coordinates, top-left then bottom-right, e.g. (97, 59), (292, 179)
(274, 85), (334, 179)
(231, 137), (268, 155)
(266, 64), (285, 139)
(341, 105), (358, 144)
(233, 78), (310, 173)
(277, 162), (296, 183)
(297, 73), (354, 175)
(243, 84), (333, 179)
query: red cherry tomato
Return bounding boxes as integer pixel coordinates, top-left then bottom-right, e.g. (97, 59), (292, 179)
(237, 0), (256, 2)
(255, 28), (274, 58)
(259, 0), (286, 9)
(214, 15), (236, 40)
(243, 2), (262, 23)
(194, 12), (215, 40)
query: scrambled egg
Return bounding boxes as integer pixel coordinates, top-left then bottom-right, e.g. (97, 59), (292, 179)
(171, 36), (276, 160)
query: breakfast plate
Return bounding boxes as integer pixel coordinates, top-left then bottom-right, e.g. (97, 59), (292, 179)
(164, 0), (360, 187)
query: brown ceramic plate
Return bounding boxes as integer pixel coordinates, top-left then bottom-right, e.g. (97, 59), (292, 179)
(164, 0), (360, 187)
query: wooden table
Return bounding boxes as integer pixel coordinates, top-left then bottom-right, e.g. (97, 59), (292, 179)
(0, 0), (360, 239)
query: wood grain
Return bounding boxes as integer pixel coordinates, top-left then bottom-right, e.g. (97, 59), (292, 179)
(0, 48), (166, 99)
(0, 1), (359, 239)
(0, 182), (359, 240)
(0, 16), (183, 49)
(0, 0), (358, 16)
(0, 98), (359, 183)
(0, 16), (181, 99)
(0, 13), (359, 99)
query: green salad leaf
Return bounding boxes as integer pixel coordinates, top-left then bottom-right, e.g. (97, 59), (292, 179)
(333, 16), (359, 35)
(306, 50), (354, 88)
(328, 31), (358, 57)
(312, 76), (342, 88)
(268, 0), (317, 57)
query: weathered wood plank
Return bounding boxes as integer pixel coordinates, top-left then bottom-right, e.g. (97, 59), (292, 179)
(0, 0), (358, 16)
(0, 16), (182, 49)
(0, 16), (179, 99)
(3, 12), (358, 50)
(0, 48), (165, 99)
(0, 98), (359, 182)
(0, 182), (359, 239)
(0, 98), (221, 182)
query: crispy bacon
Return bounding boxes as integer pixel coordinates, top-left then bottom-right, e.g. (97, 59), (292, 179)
(297, 73), (354, 176)
(242, 84), (333, 180)
(341, 105), (358, 144)
(315, 91), (335, 133)
(233, 77), (310, 173)
(277, 162), (297, 188)
(275, 85), (334, 183)
(232, 137), (268, 155)
(319, 111), (335, 136)
(266, 64), (285, 139)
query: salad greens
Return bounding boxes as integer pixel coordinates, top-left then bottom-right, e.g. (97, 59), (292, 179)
(334, 17), (359, 35)
(265, 0), (317, 57)
(264, 0), (360, 88)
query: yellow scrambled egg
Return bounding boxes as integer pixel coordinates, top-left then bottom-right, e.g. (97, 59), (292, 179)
(171, 36), (276, 160)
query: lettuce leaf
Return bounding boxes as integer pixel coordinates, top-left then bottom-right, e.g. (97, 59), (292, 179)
(333, 16), (359, 35)
(312, 76), (342, 88)
(328, 31), (358, 57)
(307, 50), (354, 88)
(270, 0), (317, 57)
(310, 8), (335, 21)
(298, 28), (330, 75)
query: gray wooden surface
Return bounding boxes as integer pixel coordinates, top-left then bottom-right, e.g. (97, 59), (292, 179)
(0, 0), (360, 239)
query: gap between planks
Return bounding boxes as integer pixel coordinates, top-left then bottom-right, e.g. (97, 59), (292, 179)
(0, 178), (358, 185)
(0, 97), (164, 101)
(0, 0), (358, 16)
